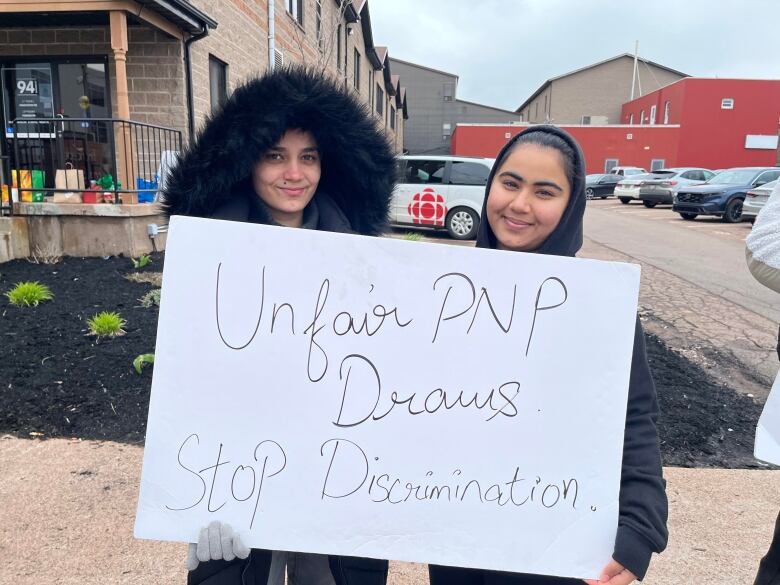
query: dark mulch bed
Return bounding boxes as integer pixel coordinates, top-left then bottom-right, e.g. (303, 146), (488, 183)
(0, 253), (769, 468)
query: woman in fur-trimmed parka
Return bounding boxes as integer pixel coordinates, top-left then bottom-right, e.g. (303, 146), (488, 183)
(162, 66), (396, 585)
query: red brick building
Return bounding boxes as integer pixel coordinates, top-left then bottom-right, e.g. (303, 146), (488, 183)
(453, 78), (780, 173)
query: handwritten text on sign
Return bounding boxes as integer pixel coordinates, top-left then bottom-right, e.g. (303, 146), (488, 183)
(134, 216), (640, 579)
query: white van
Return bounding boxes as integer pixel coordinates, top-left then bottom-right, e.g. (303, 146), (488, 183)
(392, 155), (494, 240)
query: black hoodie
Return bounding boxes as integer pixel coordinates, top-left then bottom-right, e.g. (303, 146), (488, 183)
(432, 126), (668, 583)
(161, 67), (394, 585)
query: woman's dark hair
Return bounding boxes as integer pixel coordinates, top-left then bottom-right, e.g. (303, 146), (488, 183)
(495, 130), (577, 190)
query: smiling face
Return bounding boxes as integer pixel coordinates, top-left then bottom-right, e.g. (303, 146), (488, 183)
(252, 129), (321, 228)
(486, 143), (571, 252)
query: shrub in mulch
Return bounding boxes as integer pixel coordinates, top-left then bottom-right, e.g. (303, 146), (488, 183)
(0, 253), (770, 468)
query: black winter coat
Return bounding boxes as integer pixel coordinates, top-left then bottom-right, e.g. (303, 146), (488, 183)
(161, 67), (396, 585)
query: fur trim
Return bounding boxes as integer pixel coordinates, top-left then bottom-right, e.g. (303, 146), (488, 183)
(161, 66), (397, 236)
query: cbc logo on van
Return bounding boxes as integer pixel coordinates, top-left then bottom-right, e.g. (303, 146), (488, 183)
(408, 188), (447, 227)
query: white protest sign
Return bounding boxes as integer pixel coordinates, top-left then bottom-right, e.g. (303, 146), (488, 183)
(135, 216), (641, 580)
(755, 369), (780, 465)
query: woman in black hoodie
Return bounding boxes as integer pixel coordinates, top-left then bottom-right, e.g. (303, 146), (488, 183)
(161, 66), (396, 585)
(428, 126), (668, 585)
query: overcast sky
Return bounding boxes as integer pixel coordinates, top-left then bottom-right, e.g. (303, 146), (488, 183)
(368, 0), (780, 112)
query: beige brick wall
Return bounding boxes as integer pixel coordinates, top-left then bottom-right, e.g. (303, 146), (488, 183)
(518, 56), (686, 125)
(0, 1), (403, 150)
(188, 0), (268, 133)
(0, 25), (187, 134)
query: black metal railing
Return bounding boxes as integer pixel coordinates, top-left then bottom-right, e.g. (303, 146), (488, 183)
(0, 154), (11, 215)
(2, 117), (182, 215)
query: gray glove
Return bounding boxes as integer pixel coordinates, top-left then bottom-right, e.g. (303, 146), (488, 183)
(186, 521), (251, 570)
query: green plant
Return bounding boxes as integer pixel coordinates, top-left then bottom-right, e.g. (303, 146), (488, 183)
(5, 281), (54, 307)
(131, 254), (152, 269)
(133, 353), (155, 374)
(402, 232), (423, 241)
(87, 311), (126, 337)
(139, 288), (161, 308)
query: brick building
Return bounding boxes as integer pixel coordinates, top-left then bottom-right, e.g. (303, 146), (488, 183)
(0, 0), (407, 199)
(453, 78), (780, 174)
(515, 54), (688, 126)
(620, 78), (780, 169)
(389, 57), (522, 154)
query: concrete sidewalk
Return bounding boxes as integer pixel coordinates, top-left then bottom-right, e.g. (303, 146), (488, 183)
(0, 437), (777, 585)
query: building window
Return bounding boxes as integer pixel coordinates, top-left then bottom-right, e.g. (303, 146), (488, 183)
(649, 104), (656, 125)
(629, 113), (634, 125)
(368, 70), (374, 108)
(353, 49), (360, 90)
(287, 0), (303, 26)
(604, 159), (619, 173)
(651, 159), (665, 171)
(316, 0), (323, 50)
(581, 115), (591, 124)
(390, 106), (396, 130)
(442, 122), (452, 138)
(336, 25), (342, 71)
(639, 109), (645, 125)
(663, 101), (670, 124)
(375, 85), (384, 115)
(721, 98), (734, 109)
(209, 55), (228, 114)
(443, 83), (454, 102)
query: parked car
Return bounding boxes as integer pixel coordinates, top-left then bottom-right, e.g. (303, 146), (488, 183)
(585, 174), (621, 199)
(609, 166), (647, 177)
(638, 168), (716, 207)
(743, 179), (778, 222)
(614, 173), (657, 204)
(392, 155), (494, 239)
(672, 167), (780, 223)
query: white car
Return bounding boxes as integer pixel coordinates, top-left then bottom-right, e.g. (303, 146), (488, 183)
(609, 166), (647, 177)
(743, 179), (778, 221)
(614, 173), (657, 204)
(392, 155), (494, 239)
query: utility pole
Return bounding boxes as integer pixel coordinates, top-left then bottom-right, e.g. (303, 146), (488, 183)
(630, 40), (639, 101)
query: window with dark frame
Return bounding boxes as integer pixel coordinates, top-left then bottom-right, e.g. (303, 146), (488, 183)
(287, 0), (303, 26)
(353, 49), (360, 90)
(375, 85), (384, 115)
(390, 106), (396, 130)
(336, 25), (342, 71)
(208, 55), (228, 114)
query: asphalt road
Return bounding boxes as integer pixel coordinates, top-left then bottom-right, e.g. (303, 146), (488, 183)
(583, 198), (780, 323)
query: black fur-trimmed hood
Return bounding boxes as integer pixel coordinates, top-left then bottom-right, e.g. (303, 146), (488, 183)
(161, 67), (397, 236)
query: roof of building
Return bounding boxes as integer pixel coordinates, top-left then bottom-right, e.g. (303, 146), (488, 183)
(515, 53), (690, 112)
(388, 57), (458, 80)
(140, 0), (217, 33)
(455, 98), (522, 117)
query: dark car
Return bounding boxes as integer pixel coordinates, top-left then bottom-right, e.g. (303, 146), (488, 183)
(585, 173), (621, 199)
(672, 167), (780, 223)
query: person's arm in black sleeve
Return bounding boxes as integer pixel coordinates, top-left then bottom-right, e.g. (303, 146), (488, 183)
(612, 318), (669, 580)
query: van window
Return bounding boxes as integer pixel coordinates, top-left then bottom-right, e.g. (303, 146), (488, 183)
(449, 161), (490, 186)
(404, 159), (446, 184)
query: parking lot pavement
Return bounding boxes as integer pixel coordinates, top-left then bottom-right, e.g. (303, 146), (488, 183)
(583, 197), (779, 398)
(588, 198), (754, 242)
